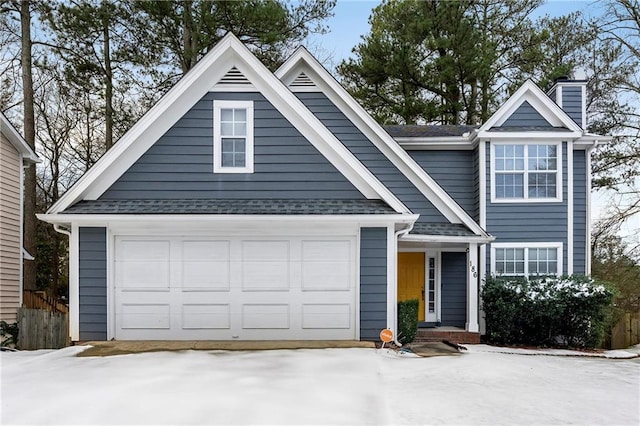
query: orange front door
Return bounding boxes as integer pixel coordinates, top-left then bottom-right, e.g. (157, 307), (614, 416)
(397, 252), (425, 321)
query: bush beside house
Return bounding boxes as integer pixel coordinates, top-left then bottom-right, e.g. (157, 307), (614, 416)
(482, 276), (614, 348)
(397, 299), (419, 344)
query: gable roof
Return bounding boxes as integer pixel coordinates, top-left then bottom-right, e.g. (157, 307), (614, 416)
(0, 112), (39, 163)
(477, 80), (583, 138)
(276, 47), (489, 238)
(47, 33), (408, 215)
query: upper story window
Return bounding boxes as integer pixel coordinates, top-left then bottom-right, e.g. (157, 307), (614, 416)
(491, 243), (562, 278)
(491, 143), (561, 202)
(213, 100), (254, 173)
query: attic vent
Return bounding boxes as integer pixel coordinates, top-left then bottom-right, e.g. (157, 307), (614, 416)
(290, 72), (316, 88)
(217, 66), (251, 85)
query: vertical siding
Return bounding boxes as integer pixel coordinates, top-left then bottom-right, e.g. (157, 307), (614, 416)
(359, 227), (387, 340)
(485, 142), (569, 274)
(79, 227), (107, 340)
(440, 252), (466, 327)
(407, 150), (475, 217)
(0, 133), (22, 322)
(500, 101), (553, 128)
(573, 150), (587, 274)
(296, 92), (449, 223)
(101, 92), (364, 200)
(562, 86), (583, 127)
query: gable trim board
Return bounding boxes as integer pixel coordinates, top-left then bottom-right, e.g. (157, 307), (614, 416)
(477, 80), (582, 137)
(46, 33), (408, 216)
(275, 47), (489, 239)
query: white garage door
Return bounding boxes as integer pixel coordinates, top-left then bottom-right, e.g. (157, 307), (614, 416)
(113, 235), (357, 340)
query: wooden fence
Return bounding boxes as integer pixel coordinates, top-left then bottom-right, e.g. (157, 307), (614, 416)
(16, 308), (69, 350)
(610, 312), (640, 350)
(23, 290), (69, 314)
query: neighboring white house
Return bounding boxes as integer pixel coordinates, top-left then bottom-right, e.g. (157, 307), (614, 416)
(0, 112), (39, 323)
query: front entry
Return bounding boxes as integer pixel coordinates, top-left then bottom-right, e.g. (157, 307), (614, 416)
(398, 252), (425, 321)
(398, 252), (440, 323)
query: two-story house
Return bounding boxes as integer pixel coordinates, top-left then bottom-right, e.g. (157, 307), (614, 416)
(39, 34), (607, 343)
(1, 112), (39, 323)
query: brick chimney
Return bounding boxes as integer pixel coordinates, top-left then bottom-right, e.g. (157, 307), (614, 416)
(547, 76), (587, 130)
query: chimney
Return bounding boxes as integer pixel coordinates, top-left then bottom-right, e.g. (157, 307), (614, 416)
(547, 77), (587, 130)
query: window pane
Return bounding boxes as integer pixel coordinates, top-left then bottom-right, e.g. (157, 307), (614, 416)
(221, 138), (246, 167)
(528, 173), (556, 198)
(234, 122), (246, 136)
(220, 109), (233, 121)
(221, 153), (234, 167)
(234, 108), (246, 121)
(221, 122), (233, 136)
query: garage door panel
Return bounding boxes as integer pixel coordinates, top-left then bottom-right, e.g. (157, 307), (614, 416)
(117, 240), (170, 260)
(182, 240), (231, 291)
(302, 240), (351, 261)
(120, 303), (170, 329)
(242, 262), (290, 291)
(117, 262), (170, 290)
(182, 304), (230, 329)
(242, 304), (290, 329)
(302, 304), (351, 329)
(302, 262), (351, 291)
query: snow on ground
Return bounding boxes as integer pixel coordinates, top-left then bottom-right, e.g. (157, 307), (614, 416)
(1, 346), (638, 425)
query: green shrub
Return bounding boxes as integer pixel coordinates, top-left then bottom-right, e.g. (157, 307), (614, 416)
(0, 321), (19, 347)
(482, 275), (614, 348)
(398, 299), (419, 344)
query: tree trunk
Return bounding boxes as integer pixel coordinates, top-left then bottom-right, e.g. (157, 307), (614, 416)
(102, 1), (113, 150)
(21, 0), (37, 291)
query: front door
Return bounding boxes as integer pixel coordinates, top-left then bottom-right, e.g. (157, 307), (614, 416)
(398, 252), (425, 321)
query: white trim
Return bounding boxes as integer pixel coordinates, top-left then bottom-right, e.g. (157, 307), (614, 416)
(581, 85), (587, 130)
(490, 142), (563, 203)
(490, 242), (564, 277)
(106, 229), (115, 340)
(19, 163), (25, 306)
(556, 85), (563, 108)
(567, 141), (574, 275)
(479, 80), (582, 134)
(586, 142), (597, 274)
(213, 100), (254, 173)
(386, 225), (397, 335)
(466, 243), (479, 332)
(355, 228), (361, 340)
(46, 33), (409, 215)
(0, 112), (40, 163)
(275, 48), (489, 238)
(69, 223), (80, 341)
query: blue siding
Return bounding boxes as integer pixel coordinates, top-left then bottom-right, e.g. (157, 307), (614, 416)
(407, 150), (475, 218)
(296, 92), (449, 224)
(360, 227), (387, 340)
(441, 252), (467, 327)
(562, 86), (583, 127)
(473, 147), (480, 222)
(500, 101), (553, 128)
(79, 227), (107, 341)
(485, 142), (569, 274)
(101, 92), (364, 200)
(573, 150), (587, 274)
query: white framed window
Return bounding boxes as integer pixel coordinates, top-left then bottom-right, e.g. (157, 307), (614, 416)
(491, 143), (562, 202)
(213, 100), (254, 173)
(491, 242), (563, 278)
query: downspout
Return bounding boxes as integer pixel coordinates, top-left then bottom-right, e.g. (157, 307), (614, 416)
(392, 221), (415, 347)
(53, 224), (71, 237)
(585, 139), (599, 275)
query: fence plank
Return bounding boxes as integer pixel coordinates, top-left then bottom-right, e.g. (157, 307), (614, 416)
(17, 308), (69, 350)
